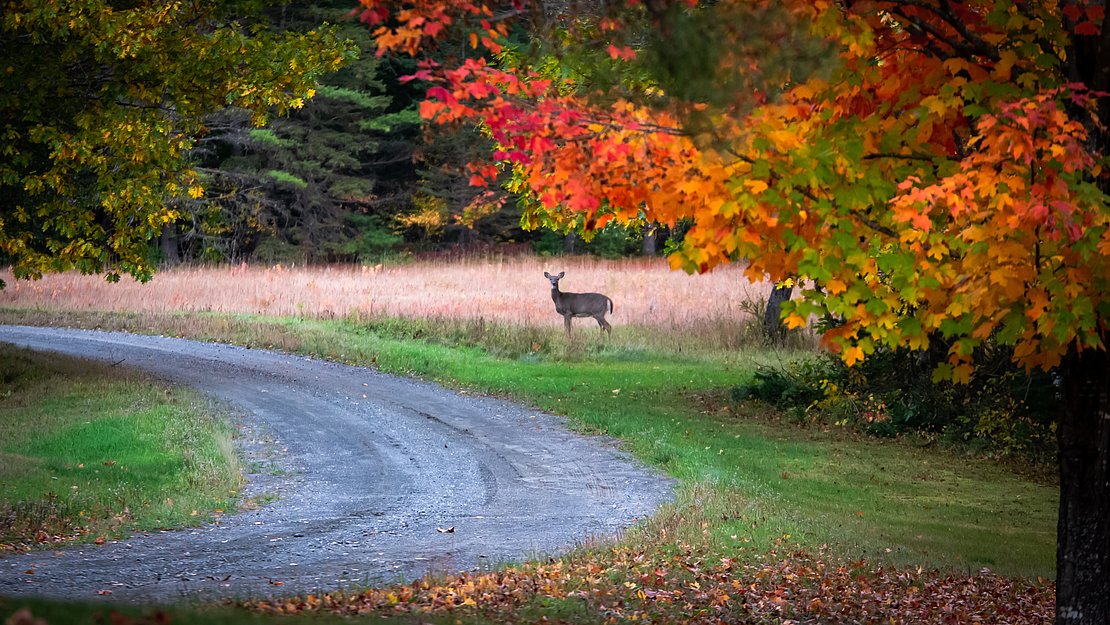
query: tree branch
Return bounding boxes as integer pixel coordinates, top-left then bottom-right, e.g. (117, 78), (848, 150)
(933, 0), (1002, 61)
(886, 5), (998, 62)
(863, 152), (957, 162)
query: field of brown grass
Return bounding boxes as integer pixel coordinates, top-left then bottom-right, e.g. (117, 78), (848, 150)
(0, 256), (773, 332)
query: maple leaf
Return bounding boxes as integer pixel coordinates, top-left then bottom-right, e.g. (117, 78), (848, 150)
(843, 345), (865, 366)
(1075, 21), (1100, 36)
(825, 278), (848, 295)
(606, 45), (636, 61)
(783, 312), (807, 329)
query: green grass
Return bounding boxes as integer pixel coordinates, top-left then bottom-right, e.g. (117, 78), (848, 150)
(0, 344), (241, 548)
(0, 308), (1059, 624)
(0, 597), (420, 625)
(233, 315), (1057, 576)
(0, 309), (1059, 580)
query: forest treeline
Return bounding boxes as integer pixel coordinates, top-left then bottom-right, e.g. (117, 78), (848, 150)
(166, 0), (667, 265)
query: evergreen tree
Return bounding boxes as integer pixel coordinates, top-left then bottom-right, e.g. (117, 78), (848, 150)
(176, 1), (422, 264)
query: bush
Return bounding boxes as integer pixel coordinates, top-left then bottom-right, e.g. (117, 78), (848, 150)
(731, 343), (1057, 461)
(531, 222), (645, 258)
(730, 358), (832, 406)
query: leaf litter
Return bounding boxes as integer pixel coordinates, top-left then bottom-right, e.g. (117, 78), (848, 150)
(248, 545), (1054, 624)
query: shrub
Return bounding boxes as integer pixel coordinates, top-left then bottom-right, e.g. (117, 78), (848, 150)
(730, 357), (833, 406)
(731, 343), (1057, 461)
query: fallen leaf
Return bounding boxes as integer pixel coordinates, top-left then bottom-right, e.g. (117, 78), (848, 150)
(4, 607), (47, 625)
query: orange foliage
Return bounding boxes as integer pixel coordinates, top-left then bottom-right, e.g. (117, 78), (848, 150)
(359, 0), (1110, 378)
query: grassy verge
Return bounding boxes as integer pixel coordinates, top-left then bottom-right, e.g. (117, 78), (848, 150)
(0, 597), (380, 625)
(0, 343), (241, 550)
(0, 309), (1058, 578)
(0, 308), (1058, 624)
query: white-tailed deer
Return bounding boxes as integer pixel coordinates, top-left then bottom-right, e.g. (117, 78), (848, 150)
(544, 271), (613, 335)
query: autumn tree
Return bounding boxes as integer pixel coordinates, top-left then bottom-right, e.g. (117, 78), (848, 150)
(0, 0), (354, 285)
(359, 0), (1110, 622)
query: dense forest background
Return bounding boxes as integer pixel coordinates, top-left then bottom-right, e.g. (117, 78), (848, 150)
(162, 0), (665, 265)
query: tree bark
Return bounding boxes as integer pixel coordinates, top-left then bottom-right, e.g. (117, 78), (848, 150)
(642, 225), (658, 256)
(762, 283), (792, 344)
(159, 224), (181, 267)
(564, 232), (580, 254)
(1057, 343), (1110, 625)
(1057, 15), (1110, 625)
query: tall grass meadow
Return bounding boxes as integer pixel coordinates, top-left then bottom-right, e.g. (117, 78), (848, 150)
(0, 257), (785, 355)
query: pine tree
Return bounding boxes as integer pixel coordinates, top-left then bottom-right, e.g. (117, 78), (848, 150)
(176, 1), (422, 264)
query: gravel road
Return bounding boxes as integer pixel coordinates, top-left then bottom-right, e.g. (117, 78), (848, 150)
(0, 325), (673, 603)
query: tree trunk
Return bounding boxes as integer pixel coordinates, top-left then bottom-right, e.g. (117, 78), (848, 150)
(1057, 343), (1110, 625)
(564, 232), (580, 254)
(762, 283), (792, 344)
(642, 225), (658, 256)
(159, 224), (181, 267)
(1058, 18), (1110, 625)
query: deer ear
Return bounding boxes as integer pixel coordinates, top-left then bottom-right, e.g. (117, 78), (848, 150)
(544, 272), (551, 279)
(557, 272), (565, 279)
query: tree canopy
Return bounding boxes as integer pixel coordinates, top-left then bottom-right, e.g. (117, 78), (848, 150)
(359, 1), (1110, 622)
(0, 0), (355, 285)
(361, 0), (1106, 378)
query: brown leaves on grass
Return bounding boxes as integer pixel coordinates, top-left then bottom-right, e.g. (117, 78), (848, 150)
(0, 506), (90, 553)
(1, 498), (133, 553)
(249, 547), (1054, 624)
(4, 608), (47, 625)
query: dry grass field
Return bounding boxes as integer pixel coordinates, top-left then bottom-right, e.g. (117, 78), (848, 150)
(0, 256), (774, 332)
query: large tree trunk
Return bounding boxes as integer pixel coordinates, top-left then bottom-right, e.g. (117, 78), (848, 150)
(1058, 17), (1110, 625)
(1057, 344), (1110, 625)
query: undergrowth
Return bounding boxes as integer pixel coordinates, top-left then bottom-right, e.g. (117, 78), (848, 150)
(731, 345), (1057, 467)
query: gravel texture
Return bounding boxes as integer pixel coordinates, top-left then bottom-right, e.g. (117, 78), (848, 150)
(0, 325), (673, 603)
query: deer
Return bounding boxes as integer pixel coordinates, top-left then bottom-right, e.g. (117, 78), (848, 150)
(544, 271), (614, 335)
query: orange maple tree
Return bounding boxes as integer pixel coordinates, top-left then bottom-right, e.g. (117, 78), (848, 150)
(358, 1), (1109, 623)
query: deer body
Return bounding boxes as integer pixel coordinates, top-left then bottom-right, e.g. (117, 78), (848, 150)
(544, 271), (613, 335)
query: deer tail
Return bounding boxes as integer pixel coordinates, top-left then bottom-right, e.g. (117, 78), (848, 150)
(608, 297), (614, 314)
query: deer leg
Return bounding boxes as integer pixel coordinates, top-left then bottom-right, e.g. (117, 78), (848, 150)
(596, 315), (611, 335)
(564, 315), (572, 335)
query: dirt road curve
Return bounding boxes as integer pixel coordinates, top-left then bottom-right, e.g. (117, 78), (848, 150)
(0, 326), (672, 603)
